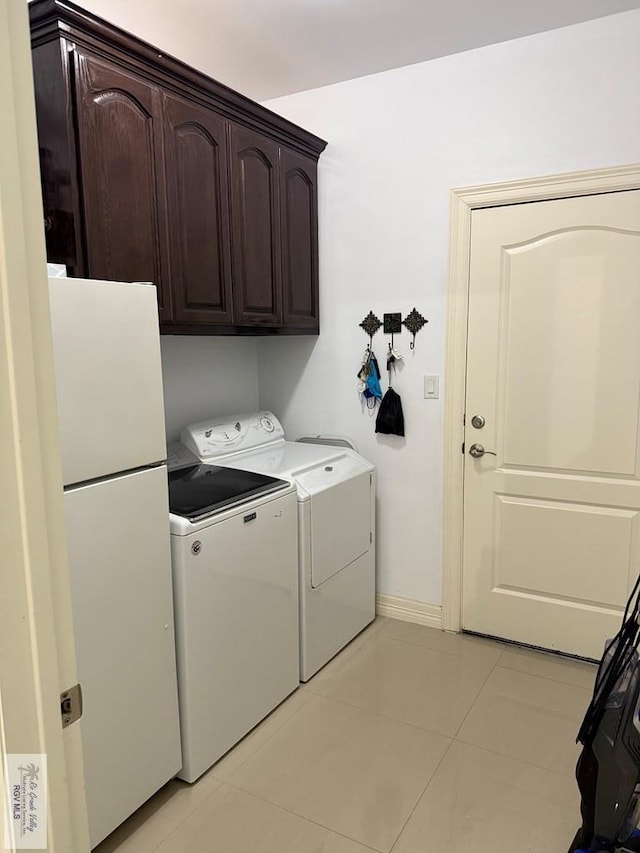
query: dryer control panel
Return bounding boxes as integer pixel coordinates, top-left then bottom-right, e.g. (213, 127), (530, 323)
(181, 411), (285, 460)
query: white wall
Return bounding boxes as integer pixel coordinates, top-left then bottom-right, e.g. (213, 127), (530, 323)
(160, 337), (259, 442)
(258, 10), (640, 606)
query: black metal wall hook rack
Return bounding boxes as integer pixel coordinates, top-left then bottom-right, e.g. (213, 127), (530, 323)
(359, 308), (428, 350)
(402, 308), (428, 350)
(359, 311), (382, 349)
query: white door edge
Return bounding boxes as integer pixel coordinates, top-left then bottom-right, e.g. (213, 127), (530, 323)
(442, 163), (640, 634)
(0, 1), (90, 850)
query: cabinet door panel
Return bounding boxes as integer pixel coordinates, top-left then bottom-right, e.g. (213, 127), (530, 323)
(163, 95), (232, 325)
(280, 147), (319, 330)
(73, 50), (171, 322)
(32, 39), (84, 273)
(229, 125), (281, 326)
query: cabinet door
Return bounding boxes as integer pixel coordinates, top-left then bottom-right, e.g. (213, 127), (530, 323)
(163, 94), (232, 325)
(32, 39), (84, 274)
(72, 49), (172, 322)
(280, 147), (319, 331)
(229, 125), (281, 327)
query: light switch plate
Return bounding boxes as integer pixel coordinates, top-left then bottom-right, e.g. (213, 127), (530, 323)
(424, 374), (439, 399)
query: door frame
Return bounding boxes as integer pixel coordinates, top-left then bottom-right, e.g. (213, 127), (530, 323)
(0, 0), (90, 849)
(442, 163), (640, 633)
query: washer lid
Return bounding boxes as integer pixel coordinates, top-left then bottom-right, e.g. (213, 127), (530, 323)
(168, 464), (289, 521)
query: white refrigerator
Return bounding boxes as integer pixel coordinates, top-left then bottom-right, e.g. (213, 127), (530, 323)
(49, 277), (181, 848)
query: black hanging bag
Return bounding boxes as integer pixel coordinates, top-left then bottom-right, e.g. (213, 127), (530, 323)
(375, 387), (405, 437)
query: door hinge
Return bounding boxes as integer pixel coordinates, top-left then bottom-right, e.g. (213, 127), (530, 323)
(461, 442), (465, 455)
(370, 531), (373, 544)
(60, 683), (83, 729)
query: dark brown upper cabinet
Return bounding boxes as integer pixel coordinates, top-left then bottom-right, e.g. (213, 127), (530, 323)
(280, 147), (319, 331)
(29, 0), (327, 335)
(73, 49), (173, 323)
(163, 94), (233, 326)
(230, 126), (281, 328)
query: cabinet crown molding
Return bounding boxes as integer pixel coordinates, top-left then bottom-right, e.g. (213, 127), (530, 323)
(29, 0), (327, 160)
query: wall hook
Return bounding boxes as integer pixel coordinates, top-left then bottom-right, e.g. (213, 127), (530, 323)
(402, 308), (428, 349)
(383, 313), (402, 335)
(359, 311), (382, 349)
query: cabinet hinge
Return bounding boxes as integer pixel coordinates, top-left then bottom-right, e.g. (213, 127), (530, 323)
(60, 683), (83, 729)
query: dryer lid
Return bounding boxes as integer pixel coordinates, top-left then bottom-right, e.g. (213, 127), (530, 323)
(293, 453), (371, 500)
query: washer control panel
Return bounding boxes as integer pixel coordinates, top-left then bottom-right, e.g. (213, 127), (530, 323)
(260, 414), (276, 433)
(181, 411), (285, 460)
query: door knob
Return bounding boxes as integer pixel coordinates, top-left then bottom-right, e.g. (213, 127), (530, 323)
(468, 443), (497, 459)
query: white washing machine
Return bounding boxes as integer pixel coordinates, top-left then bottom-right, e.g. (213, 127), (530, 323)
(168, 457), (299, 782)
(181, 412), (376, 681)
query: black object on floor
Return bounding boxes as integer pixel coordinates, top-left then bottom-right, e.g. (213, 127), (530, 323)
(570, 577), (640, 852)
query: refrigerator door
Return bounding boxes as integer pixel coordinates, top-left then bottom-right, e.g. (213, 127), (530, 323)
(49, 277), (167, 486)
(63, 465), (181, 847)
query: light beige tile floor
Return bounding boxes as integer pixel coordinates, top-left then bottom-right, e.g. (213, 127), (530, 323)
(95, 617), (595, 853)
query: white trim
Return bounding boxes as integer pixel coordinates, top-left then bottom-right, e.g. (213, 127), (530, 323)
(0, 1), (89, 850)
(442, 163), (640, 633)
(376, 594), (443, 630)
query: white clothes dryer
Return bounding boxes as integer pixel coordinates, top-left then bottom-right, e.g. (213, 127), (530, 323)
(181, 412), (376, 681)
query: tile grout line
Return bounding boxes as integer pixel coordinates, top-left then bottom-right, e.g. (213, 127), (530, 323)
(221, 780), (384, 852)
(451, 735), (581, 780)
(103, 621), (587, 851)
(380, 623), (596, 691)
(453, 655), (588, 779)
(451, 643), (503, 740)
(212, 692), (312, 782)
(117, 780), (224, 853)
(385, 734), (582, 852)
(451, 655), (587, 779)
(300, 689), (461, 740)
(385, 642), (579, 851)
(387, 737), (457, 853)
(106, 628), (384, 851)
(488, 664), (594, 701)
(299, 621), (388, 694)
(221, 711), (578, 853)
(491, 661), (596, 692)
(376, 630), (506, 666)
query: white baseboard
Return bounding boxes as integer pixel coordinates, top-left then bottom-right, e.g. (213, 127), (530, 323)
(375, 594), (443, 630)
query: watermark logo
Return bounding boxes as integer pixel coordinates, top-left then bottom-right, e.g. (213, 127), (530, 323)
(3, 754), (47, 849)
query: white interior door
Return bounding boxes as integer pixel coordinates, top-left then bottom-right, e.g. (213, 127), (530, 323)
(463, 189), (640, 658)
